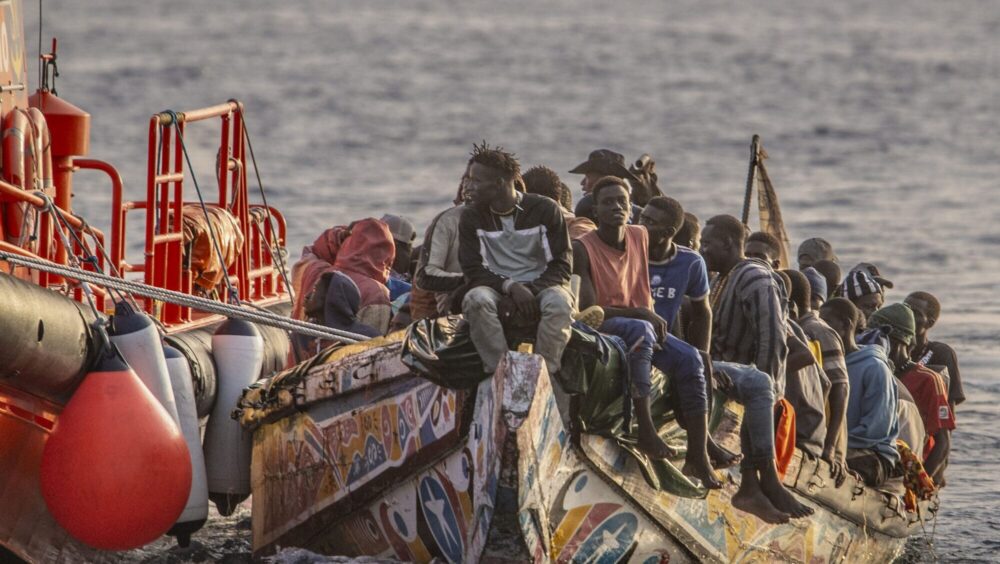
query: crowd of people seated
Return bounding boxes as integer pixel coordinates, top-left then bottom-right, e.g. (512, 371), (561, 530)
(290, 143), (960, 523)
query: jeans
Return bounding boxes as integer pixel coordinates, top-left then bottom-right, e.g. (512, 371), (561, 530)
(714, 361), (776, 468)
(598, 317), (656, 399)
(463, 285), (574, 374)
(652, 333), (709, 416)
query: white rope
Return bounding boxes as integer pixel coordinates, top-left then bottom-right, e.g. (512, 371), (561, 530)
(0, 250), (365, 343)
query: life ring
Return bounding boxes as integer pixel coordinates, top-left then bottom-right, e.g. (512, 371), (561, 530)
(2, 109), (38, 247)
(27, 107), (54, 194)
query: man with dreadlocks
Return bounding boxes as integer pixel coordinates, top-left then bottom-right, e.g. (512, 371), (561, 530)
(459, 144), (574, 377)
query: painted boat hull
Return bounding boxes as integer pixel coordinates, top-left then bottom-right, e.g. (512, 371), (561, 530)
(247, 339), (932, 562)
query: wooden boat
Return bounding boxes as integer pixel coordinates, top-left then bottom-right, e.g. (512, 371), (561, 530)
(241, 332), (936, 562)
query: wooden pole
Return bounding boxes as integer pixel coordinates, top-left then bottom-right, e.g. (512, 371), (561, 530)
(741, 135), (760, 226)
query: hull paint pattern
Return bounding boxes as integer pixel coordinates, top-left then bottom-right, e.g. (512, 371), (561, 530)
(254, 352), (537, 562)
(251, 377), (462, 551)
(515, 360), (692, 564)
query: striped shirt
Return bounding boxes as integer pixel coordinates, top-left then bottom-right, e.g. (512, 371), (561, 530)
(798, 310), (849, 387)
(710, 258), (788, 386)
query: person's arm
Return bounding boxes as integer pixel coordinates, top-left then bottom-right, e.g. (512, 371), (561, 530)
(941, 344), (965, 407)
(686, 256), (713, 352)
(741, 273), (789, 381)
(525, 199), (572, 294)
(823, 382), (848, 459)
(924, 429), (950, 482)
(458, 207), (508, 293)
(786, 329), (817, 373)
(416, 210), (464, 292)
(686, 298), (712, 353)
(573, 240), (596, 310)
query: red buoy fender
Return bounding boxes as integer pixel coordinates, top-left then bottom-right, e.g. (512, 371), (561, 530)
(39, 348), (192, 550)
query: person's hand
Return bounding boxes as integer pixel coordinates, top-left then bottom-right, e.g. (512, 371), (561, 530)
(508, 282), (538, 319)
(821, 446), (847, 487)
(712, 367), (733, 393)
(637, 309), (669, 342)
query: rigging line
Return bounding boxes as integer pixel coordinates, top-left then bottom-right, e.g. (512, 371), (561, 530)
(37, 0), (42, 90)
(39, 192), (130, 305)
(0, 250), (366, 343)
(239, 110), (294, 302)
(36, 195), (102, 318)
(74, 217), (140, 310)
(164, 110), (241, 306)
(51, 204), (133, 307)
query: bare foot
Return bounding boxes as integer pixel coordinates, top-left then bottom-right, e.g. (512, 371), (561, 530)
(732, 486), (790, 524)
(707, 439), (742, 469)
(637, 429), (679, 459)
(682, 457), (723, 489)
(760, 479), (814, 518)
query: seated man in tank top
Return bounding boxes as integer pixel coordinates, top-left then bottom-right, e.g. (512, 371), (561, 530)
(572, 177), (721, 488)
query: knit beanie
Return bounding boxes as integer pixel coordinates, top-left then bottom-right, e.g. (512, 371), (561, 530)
(868, 303), (916, 346)
(802, 267), (827, 303)
(841, 270), (882, 300)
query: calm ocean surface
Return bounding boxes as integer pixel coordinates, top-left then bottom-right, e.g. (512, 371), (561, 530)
(27, 0), (1000, 561)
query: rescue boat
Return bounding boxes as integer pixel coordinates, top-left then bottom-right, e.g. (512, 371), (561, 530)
(0, 0), (294, 559)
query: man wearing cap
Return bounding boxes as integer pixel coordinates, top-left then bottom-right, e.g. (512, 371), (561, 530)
(788, 269), (849, 485)
(869, 304), (955, 485)
(459, 144), (574, 378)
(819, 298), (899, 487)
(568, 149), (644, 224)
(797, 237), (838, 270)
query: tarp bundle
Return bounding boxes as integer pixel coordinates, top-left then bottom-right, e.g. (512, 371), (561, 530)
(401, 317), (708, 497)
(181, 205), (244, 292)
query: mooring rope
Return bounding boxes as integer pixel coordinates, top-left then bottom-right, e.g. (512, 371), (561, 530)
(0, 250), (365, 343)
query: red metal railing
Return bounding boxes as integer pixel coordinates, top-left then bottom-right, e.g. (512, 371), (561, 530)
(107, 100), (287, 326)
(0, 176), (108, 309)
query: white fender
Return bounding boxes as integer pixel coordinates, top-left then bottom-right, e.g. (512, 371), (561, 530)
(164, 344), (209, 547)
(108, 301), (180, 425)
(203, 318), (263, 516)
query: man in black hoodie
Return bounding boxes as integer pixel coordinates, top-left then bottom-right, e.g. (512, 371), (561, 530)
(459, 144), (574, 376)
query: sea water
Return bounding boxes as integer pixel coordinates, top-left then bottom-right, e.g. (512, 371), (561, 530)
(25, 0), (999, 561)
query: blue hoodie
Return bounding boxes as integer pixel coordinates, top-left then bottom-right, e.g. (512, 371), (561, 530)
(845, 345), (899, 464)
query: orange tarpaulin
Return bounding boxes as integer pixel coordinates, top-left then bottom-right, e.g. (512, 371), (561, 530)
(774, 397), (796, 479)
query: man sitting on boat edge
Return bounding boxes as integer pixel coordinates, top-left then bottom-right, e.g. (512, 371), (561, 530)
(702, 214), (814, 523)
(458, 143), (575, 378)
(572, 178), (721, 487)
(640, 196), (742, 471)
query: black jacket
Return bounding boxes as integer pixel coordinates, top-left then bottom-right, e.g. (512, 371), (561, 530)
(458, 193), (572, 295)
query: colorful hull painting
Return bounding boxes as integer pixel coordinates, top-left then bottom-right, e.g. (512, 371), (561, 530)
(251, 351), (538, 560)
(514, 357), (693, 564)
(251, 344), (928, 563)
(251, 376), (464, 551)
(510, 360), (927, 563)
